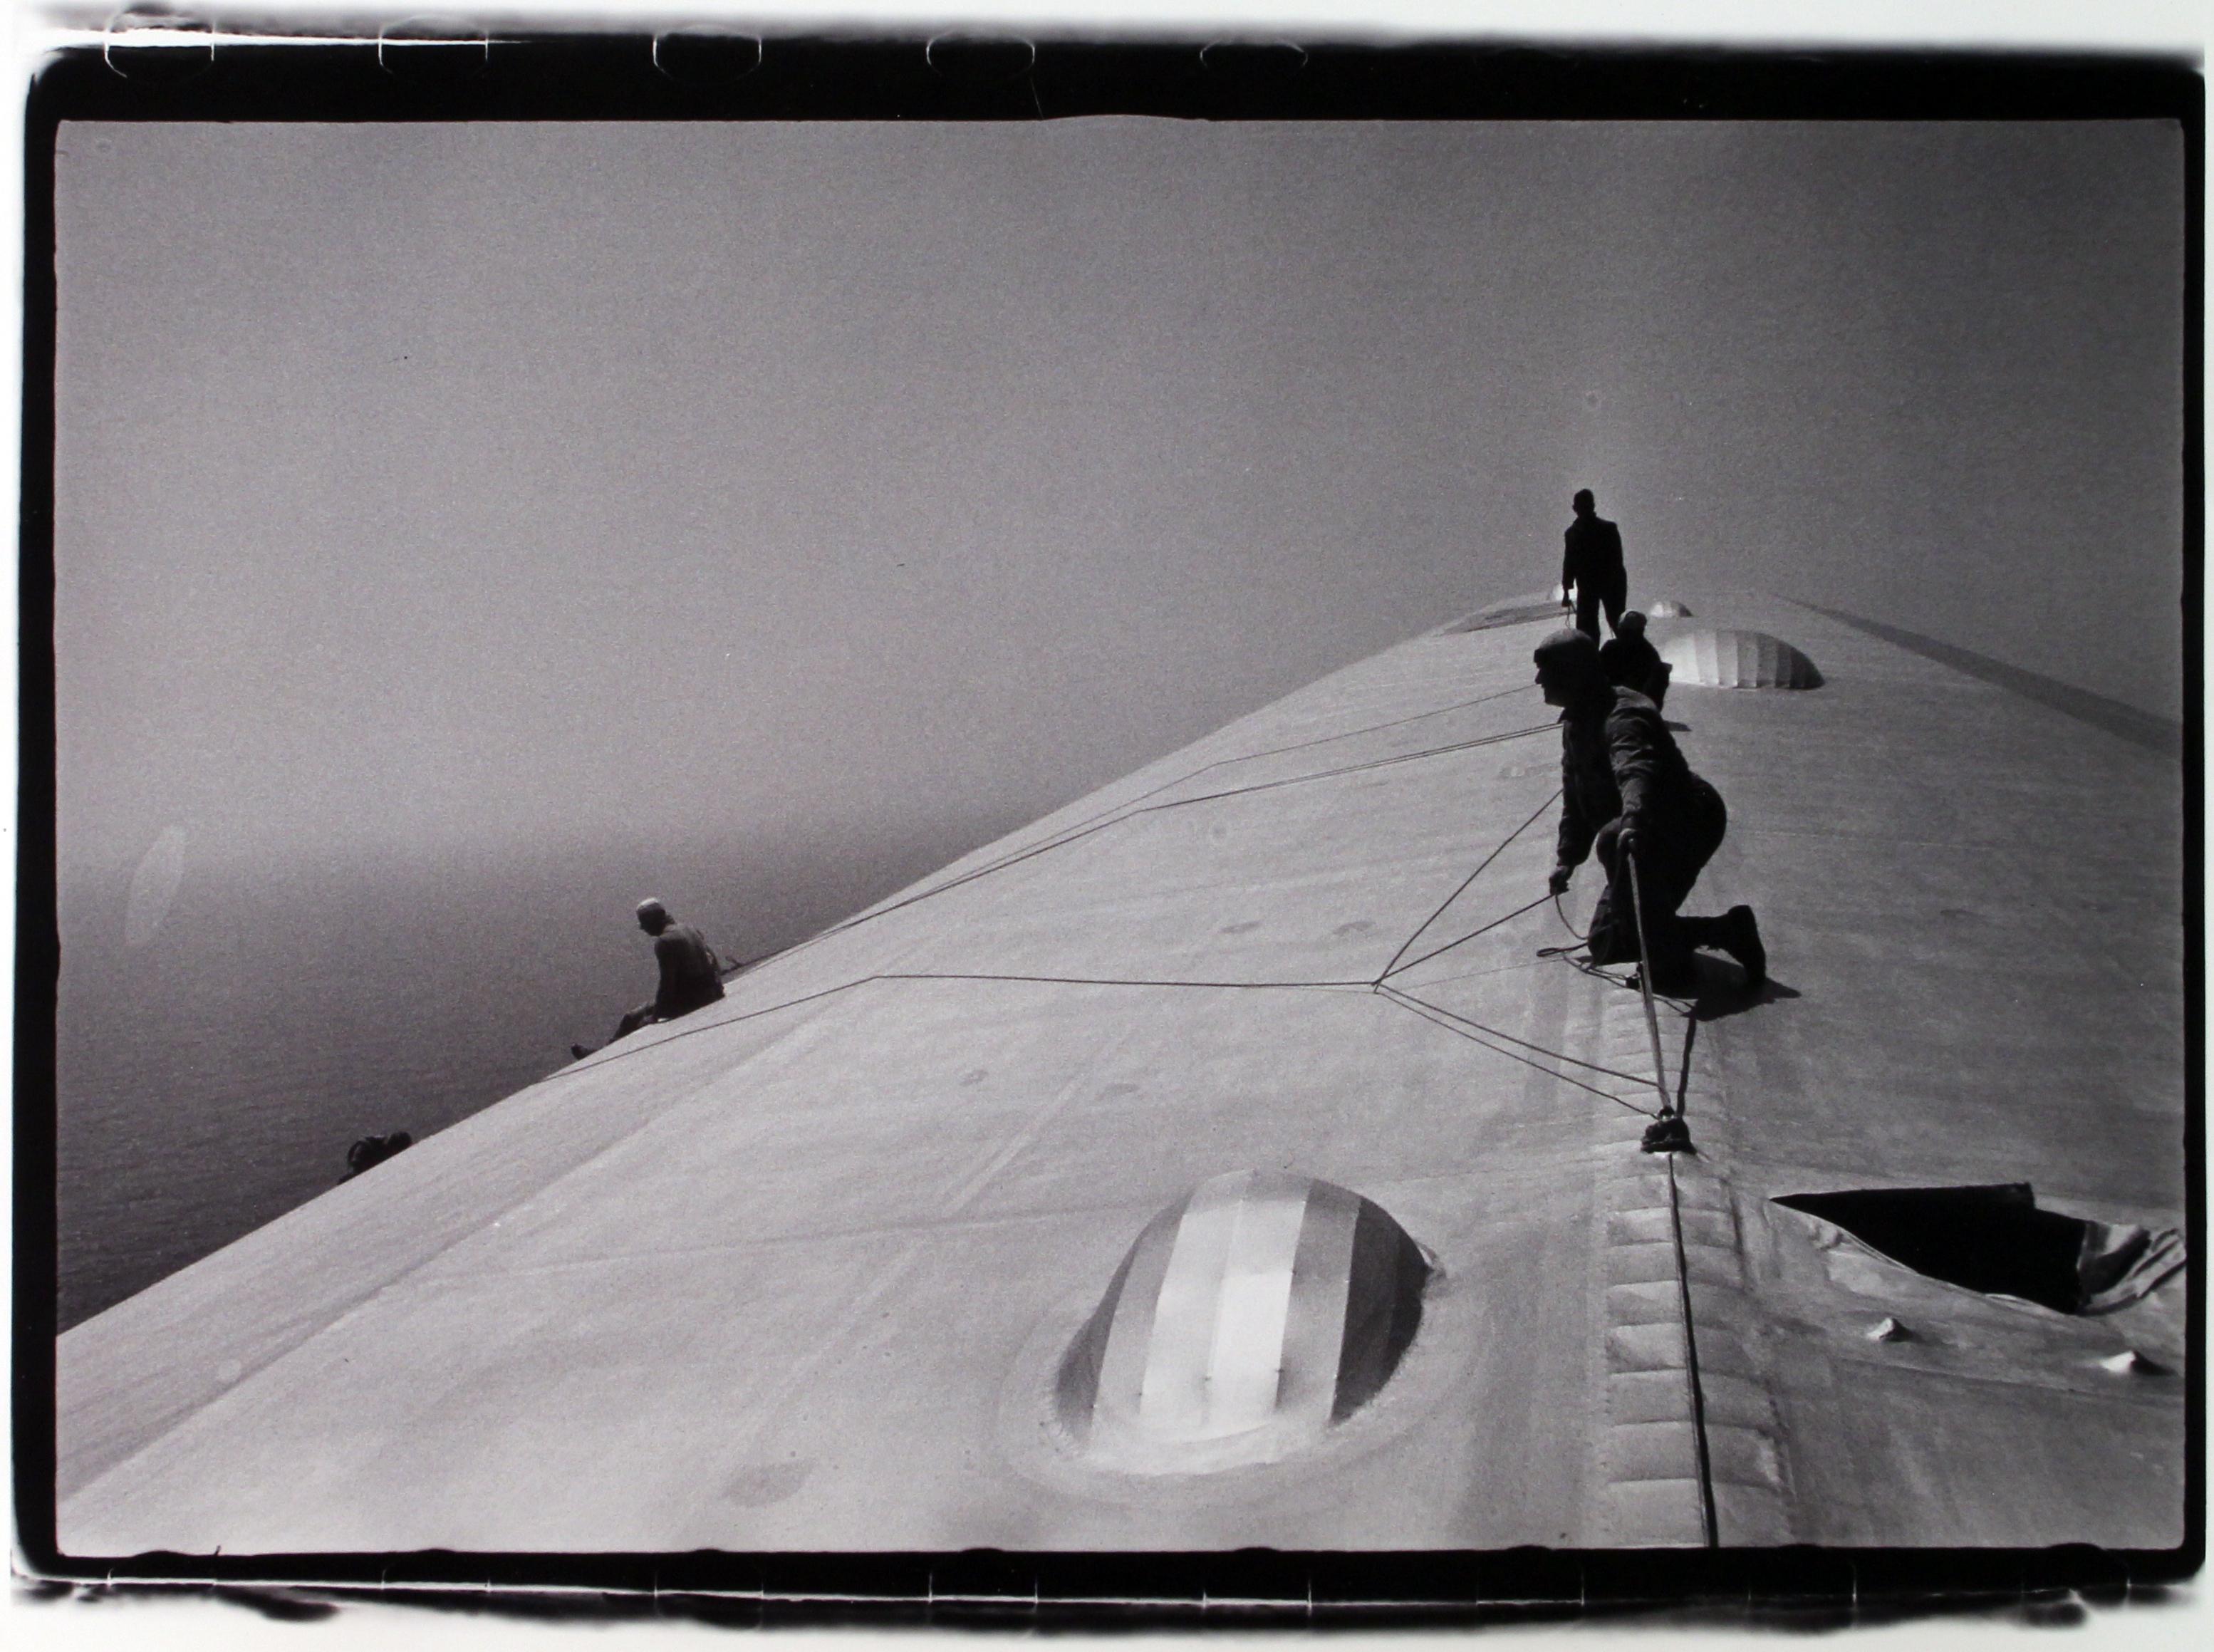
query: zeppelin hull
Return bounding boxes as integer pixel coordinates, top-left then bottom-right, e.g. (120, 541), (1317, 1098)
(56, 593), (2187, 1553)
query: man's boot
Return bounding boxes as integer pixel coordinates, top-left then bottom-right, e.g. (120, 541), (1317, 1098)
(1721, 905), (1766, 989)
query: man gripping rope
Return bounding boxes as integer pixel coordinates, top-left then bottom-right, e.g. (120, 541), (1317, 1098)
(1535, 628), (1765, 995)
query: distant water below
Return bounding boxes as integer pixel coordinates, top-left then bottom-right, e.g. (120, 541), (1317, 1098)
(53, 823), (1017, 1331)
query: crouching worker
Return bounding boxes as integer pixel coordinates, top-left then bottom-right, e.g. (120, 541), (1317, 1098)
(1598, 610), (1671, 709)
(1535, 629), (1764, 995)
(573, 898), (726, 1059)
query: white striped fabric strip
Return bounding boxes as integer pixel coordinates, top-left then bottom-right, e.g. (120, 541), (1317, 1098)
(1138, 1171), (1254, 1438)
(1135, 1171), (1319, 1441)
(1200, 1182), (1309, 1436)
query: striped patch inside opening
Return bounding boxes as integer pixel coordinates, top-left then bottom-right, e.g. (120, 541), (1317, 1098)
(1071, 1170), (1425, 1457)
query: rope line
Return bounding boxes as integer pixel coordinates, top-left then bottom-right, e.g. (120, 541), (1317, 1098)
(1386, 955), (1552, 989)
(896, 684), (1544, 904)
(1625, 855), (1678, 1116)
(1373, 985), (1659, 1115)
(985, 681), (1543, 872)
(1375, 789), (1561, 977)
(1381, 893), (1554, 980)
(786, 720), (1556, 954)
(566, 692), (1688, 1135)
(1544, 945), (1698, 1009)
(1376, 983), (1668, 1092)
(567, 975), (879, 1070)
(887, 722), (1554, 923)
(1173, 680), (1539, 776)
(673, 687), (1548, 987)
(570, 962), (1660, 1123)
(1666, 1152), (1722, 1548)
(877, 970), (1374, 992)
(563, 970), (1373, 1077)
(1146, 723), (1556, 814)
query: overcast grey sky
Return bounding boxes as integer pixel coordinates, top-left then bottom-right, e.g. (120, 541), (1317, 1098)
(53, 120), (2184, 890)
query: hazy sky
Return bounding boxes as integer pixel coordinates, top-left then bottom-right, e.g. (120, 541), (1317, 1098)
(53, 120), (2185, 893)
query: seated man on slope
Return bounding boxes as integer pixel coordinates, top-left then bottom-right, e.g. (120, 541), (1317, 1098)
(572, 897), (726, 1059)
(1536, 628), (1764, 995)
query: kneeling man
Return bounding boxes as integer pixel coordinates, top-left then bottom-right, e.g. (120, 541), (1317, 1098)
(1535, 628), (1764, 994)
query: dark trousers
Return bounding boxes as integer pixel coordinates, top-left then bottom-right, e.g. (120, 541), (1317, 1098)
(1574, 571), (1626, 640)
(610, 1002), (660, 1043)
(607, 982), (724, 1046)
(1587, 779), (1727, 987)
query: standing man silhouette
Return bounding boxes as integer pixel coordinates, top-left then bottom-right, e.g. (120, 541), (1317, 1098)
(1561, 488), (1627, 641)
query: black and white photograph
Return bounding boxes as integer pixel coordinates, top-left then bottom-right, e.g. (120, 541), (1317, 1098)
(14, 14), (2199, 1627)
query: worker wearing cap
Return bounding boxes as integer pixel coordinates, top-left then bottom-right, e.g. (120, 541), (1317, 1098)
(1598, 610), (1670, 708)
(574, 898), (727, 1058)
(1535, 628), (1763, 994)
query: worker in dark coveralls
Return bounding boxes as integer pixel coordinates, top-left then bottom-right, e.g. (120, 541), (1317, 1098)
(1536, 630), (1764, 994)
(1598, 611), (1670, 708)
(1561, 488), (1627, 641)
(573, 898), (725, 1058)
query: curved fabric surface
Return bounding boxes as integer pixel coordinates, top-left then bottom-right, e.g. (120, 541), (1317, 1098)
(1660, 628), (1821, 689)
(54, 588), (2183, 1554)
(1059, 1170), (1427, 1470)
